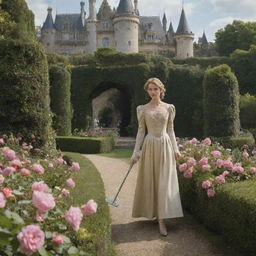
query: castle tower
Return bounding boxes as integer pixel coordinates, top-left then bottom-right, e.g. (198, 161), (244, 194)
(174, 8), (194, 58)
(134, 0), (139, 15)
(113, 0), (140, 53)
(200, 30), (208, 48)
(162, 13), (167, 33)
(87, 0), (97, 54)
(80, 1), (86, 26)
(41, 7), (56, 53)
(167, 20), (175, 44)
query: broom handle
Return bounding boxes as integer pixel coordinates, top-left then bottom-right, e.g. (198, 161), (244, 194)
(112, 162), (134, 204)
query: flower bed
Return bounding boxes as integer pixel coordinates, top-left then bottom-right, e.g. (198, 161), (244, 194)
(0, 135), (99, 255)
(177, 137), (256, 255)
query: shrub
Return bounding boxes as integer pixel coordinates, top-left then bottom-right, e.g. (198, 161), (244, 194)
(240, 93), (256, 129)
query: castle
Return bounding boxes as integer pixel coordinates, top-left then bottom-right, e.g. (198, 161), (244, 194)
(41, 0), (202, 58)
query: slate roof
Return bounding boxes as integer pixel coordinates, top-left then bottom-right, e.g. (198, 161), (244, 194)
(42, 8), (55, 30)
(176, 8), (193, 34)
(54, 14), (84, 31)
(140, 16), (165, 38)
(116, 0), (135, 15)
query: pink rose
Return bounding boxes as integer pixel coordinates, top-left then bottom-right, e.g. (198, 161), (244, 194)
(2, 187), (13, 198)
(0, 192), (6, 208)
(183, 168), (193, 178)
(31, 164), (45, 174)
(20, 168), (31, 176)
(35, 212), (45, 222)
(17, 224), (45, 255)
(65, 206), (83, 231)
(32, 191), (55, 214)
(199, 157), (208, 166)
(2, 166), (16, 176)
(32, 181), (49, 193)
(52, 235), (64, 245)
(71, 162), (80, 171)
(249, 167), (256, 174)
(2, 147), (16, 161)
(207, 188), (216, 198)
(10, 159), (22, 168)
(48, 163), (54, 168)
(202, 164), (211, 170)
(189, 138), (198, 144)
(222, 171), (230, 176)
(56, 158), (64, 165)
(211, 150), (221, 158)
(186, 157), (196, 167)
(66, 178), (75, 188)
(215, 175), (226, 184)
(0, 138), (4, 144)
(232, 163), (244, 173)
(242, 151), (249, 158)
(61, 188), (70, 197)
(81, 199), (98, 216)
(202, 138), (211, 145)
(222, 159), (233, 170)
(216, 159), (223, 168)
(202, 180), (212, 189)
(178, 163), (187, 172)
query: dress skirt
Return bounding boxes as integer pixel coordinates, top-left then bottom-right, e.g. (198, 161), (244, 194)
(132, 133), (184, 219)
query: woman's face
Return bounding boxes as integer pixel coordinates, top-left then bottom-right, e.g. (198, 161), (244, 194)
(147, 83), (162, 99)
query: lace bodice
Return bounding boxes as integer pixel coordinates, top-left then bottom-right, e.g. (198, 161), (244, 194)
(132, 103), (180, 156)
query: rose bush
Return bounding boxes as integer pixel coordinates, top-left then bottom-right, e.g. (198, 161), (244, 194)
(0, 134), (98, 255)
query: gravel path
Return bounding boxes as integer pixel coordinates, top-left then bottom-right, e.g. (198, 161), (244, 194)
(84, 154), (242, 256)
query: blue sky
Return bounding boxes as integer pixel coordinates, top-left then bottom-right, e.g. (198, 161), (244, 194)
(25, 0), (256, 42)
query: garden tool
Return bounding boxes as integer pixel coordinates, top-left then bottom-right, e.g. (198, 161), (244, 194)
(106, 162), (135, 207)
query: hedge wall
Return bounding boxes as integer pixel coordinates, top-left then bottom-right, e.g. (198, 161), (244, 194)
(0, 40), (52, 147)
(49, 65), (72, 136)
(203, 64), (240, 137)
(56, 136), (114, 153)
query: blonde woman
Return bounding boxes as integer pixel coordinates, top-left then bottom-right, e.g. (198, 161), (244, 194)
(131, 77), (184, 236)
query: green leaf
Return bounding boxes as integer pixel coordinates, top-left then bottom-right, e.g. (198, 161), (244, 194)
(0, 214), (13, 229)
(38, 247), (53, 256)
(68, 246), (78, 255)
(12, 190), (24, 196)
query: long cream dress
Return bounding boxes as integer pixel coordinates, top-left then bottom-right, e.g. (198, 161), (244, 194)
(132, 102), (184, 219)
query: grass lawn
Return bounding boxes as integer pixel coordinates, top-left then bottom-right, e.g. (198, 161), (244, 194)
(99, 148), (132, 159)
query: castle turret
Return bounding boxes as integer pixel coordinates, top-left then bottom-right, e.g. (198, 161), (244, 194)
(86, 0), (97, 54)
(113, 0), (140, 53)
(134, 0), (139, 15)
(41, 7), (56, 53)
(80, 1), (86, 26)
(174, 8), (194, 58)
(162, 13), (167, 33)
(167, 20), (174, 44)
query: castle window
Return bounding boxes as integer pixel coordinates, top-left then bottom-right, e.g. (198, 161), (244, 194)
(102, 22), (109, 29)
(147, 34), (155, 41)
(102, 37), (109, 47)
(128, 41), (131, 46)
(63, 23), (69, 31)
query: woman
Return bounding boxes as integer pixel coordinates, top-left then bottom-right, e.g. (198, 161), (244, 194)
(131, 77), (184, 236)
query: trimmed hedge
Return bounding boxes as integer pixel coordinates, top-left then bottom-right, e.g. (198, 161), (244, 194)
(216, 134), (255, 149)
(203, 64), (240, 137)
(178, 172), (256, 255)
(49, 65), (72, 136)
(0, 39), (53, 147)
(56, 136), (114, 153)
(64, 152), (115, 256)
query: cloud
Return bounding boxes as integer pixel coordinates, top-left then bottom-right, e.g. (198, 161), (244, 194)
(25, 0), (48, 26)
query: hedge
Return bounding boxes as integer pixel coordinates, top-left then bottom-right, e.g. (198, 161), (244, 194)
(64, 152), (115, 256)
(49, 65), (72, 136)
(0, 39), (53, 148)
(56, 136), (114, 153)
(179, 172), (256, 255)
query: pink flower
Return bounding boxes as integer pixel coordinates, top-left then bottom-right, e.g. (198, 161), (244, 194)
(202, 138), (211, 145)
(183, 168), (193, 178)
(189, 138), (198, 144)
(48, 163), (53, 168)
(211, 150), (221, 158)
(31, 164), (45, 174)
(61, 189), (70, 197)
(10, 159), (22, 168)
(222, 171), (230, 176)
(222, 159), (233, 170)
(202, 164), (211, 170)
(2, 147), (16, 161)
(242, 151), (249, 158)
(32, 181), (49, 193)
(20, 168), (31, 176)
(178, 163), (187, 172)
(215, 175), (226, 184)
(199, 157), (208, 166)
(81, 199), (98, 216)
(35, 212), (45, 222)
(249, 167), (256, 174)
(17, 224), (45, 255)
(2, 187), (13, 198)
(232, 163), (244, 173)
(202, 180), (212, 189)
(0, 192), (6, 208)
(65, 206), (83, 231)
(32, 191), (55, 214)
(216, 159), (223, 168)
(207, 188), (216, 198)
(0, 175), (4, 185)
(71, 162), (80, 171)
(0, 138), (4, 144)
(52, 235), (64, 245)
(186, 157), (196, 167)
(2, 166), (16, 176)
(56, 158), (64, 165)
(66, 178), (75, 188)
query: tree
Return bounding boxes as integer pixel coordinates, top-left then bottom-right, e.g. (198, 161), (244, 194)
(215, 20), (256, 56)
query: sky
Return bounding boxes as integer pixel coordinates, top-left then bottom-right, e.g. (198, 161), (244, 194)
(25, 0), (256, 42)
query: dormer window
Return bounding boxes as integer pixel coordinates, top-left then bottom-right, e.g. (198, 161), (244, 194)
(147, 34), (155, 40)
(102, 37), (109, 47)
(102, 22), (109, 29)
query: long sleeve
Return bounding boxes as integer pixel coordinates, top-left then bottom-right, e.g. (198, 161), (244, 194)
(132, 105), (146, 158)
(167, 104), (180, 154)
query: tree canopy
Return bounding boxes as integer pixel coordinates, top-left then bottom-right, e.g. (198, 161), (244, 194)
(215, 20), (256, 56)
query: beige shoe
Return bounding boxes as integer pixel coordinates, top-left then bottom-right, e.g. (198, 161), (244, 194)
(158, 219), (168, 236)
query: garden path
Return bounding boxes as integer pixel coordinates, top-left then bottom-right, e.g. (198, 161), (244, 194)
(84, 154), (241, 256)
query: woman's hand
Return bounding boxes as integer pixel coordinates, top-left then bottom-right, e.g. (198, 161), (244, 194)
(175, 152), (182, 160)
(130, 151), (140, 164)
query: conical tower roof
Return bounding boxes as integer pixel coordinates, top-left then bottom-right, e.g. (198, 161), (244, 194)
(42, 7), (55, 30)
(168, 21), (174, 33)
(116, 0), (135, 15)
(97, 0), (114, 19)
(202, 31), (208, 44)
(176, 8), (192, 34)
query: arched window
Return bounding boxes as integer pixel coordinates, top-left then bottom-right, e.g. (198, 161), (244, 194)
(102, 37), (109, 47)
(128, 41), (131, 46)
(102, 21), (109, 29)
